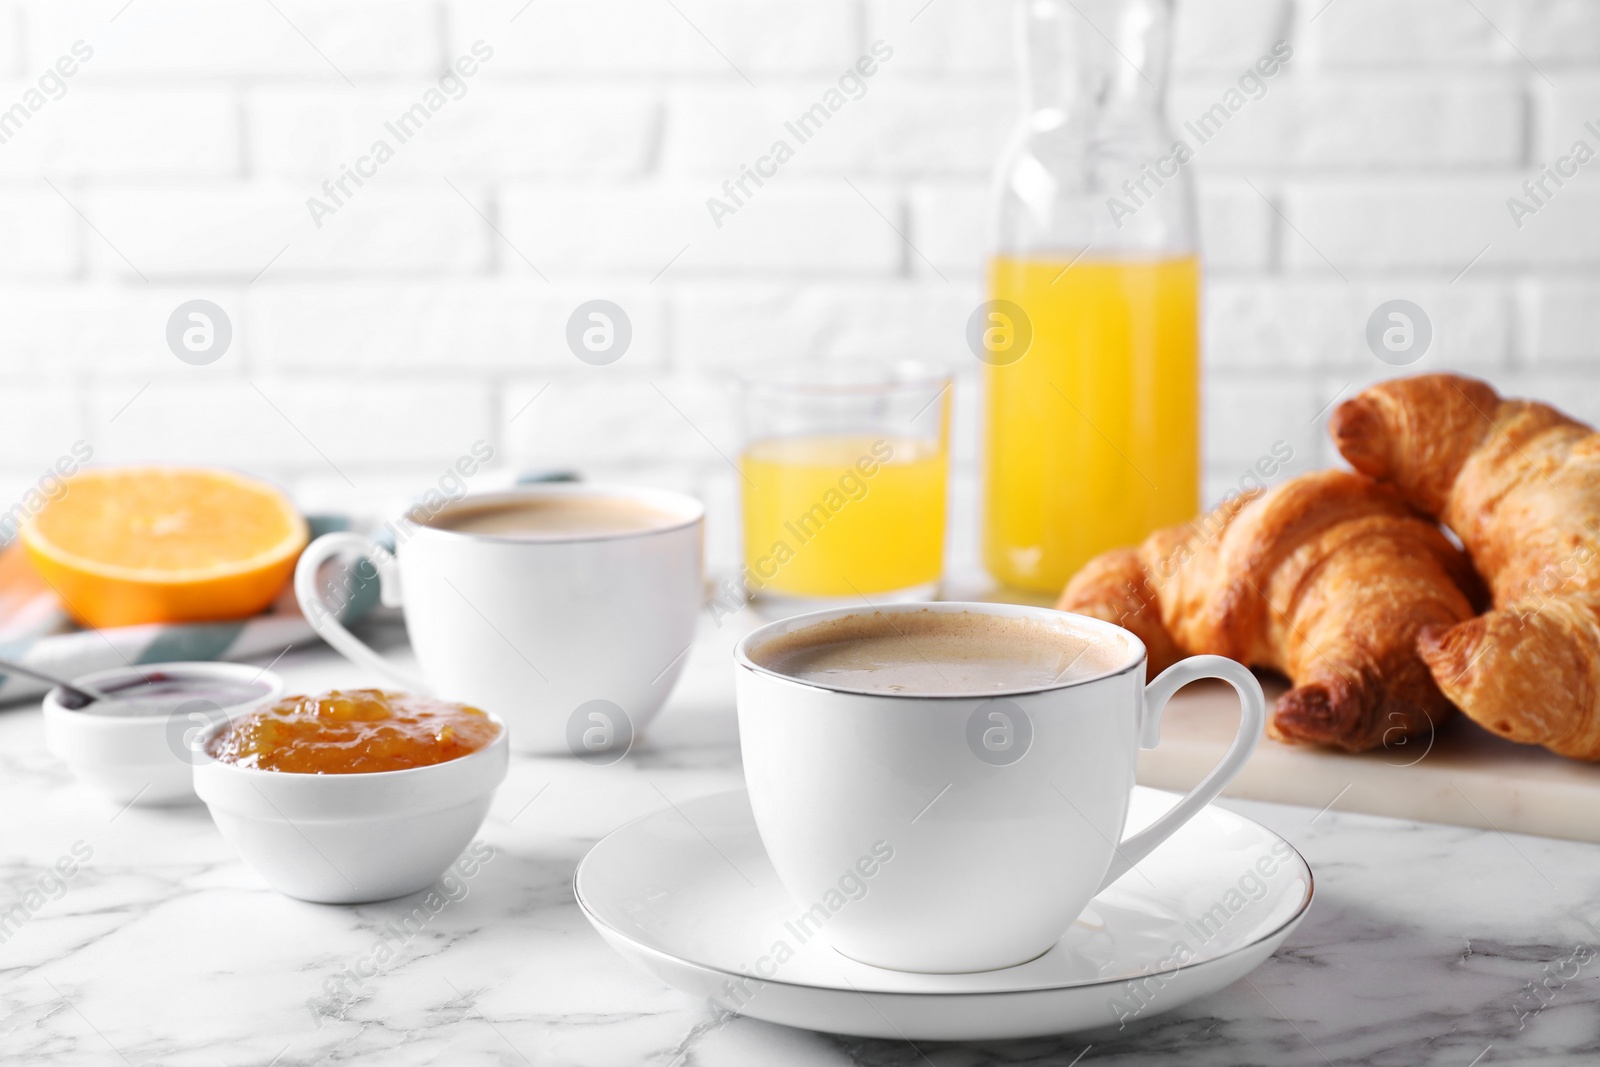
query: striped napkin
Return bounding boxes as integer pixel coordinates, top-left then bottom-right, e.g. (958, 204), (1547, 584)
(0, 515), (384, 706)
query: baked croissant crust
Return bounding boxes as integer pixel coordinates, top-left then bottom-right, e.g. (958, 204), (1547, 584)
(1332, 373), (1600, 760)
(1058, 470), (1480, 752)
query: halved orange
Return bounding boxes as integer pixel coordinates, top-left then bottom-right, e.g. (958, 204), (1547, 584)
(21, 466), (309, 628)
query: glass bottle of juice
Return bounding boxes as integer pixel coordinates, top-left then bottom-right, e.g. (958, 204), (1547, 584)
(984, 0), (1199, 594)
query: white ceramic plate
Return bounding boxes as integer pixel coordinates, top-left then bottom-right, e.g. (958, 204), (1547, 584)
(576, 787), (1313, 1041)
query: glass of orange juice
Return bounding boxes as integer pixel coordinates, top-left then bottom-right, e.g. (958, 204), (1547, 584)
(737, 362), (951, 610)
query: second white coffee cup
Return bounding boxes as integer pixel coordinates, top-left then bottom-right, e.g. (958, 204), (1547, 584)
(296, 484), (704, 756)
(735, 602), (1265, 974)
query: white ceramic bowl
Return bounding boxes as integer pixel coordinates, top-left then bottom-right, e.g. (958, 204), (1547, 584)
(193, 712), (509, 904)
(43, 662), (284, 807)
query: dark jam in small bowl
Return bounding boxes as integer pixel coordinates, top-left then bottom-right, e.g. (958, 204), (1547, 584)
(61, 672), (274, 716)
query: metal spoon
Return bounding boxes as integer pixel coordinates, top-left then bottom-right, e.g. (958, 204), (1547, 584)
(0, 656), (114, 705)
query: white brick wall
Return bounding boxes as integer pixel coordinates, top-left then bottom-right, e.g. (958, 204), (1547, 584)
(1, 0), (1595, 579)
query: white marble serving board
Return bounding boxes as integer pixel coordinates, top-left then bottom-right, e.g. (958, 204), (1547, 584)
(1144, 678), (1600, 844)
(941, 575), (1600, 843)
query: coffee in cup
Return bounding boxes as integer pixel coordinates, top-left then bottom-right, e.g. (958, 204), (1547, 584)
(431, 496), (683, 539)
(747, 608), (1129, 695)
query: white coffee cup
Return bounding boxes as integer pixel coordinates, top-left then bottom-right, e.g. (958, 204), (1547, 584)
(734, 602), (1264, 974)
(296, 484), (704, 756)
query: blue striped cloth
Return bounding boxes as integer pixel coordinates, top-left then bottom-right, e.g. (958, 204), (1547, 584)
(0, 514), (384, 706)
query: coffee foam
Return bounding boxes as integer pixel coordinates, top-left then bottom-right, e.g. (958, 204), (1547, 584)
(748, 609), (1137, 696)
(428, 496), (681, 539)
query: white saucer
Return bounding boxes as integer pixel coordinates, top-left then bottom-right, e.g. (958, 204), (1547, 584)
(576, 787), (1313, 1041)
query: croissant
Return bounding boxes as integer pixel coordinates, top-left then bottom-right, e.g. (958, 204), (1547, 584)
(1332, 373), (1600, 760)
(1059, 470), (1481, 752)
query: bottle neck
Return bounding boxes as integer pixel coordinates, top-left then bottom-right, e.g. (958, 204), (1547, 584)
(1022, 0), (1171, 129)
(994, 0), (1193, 257)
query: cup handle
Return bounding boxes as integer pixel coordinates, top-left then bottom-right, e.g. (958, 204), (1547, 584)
(1096, 655), (1265, 890)
(293, 532), (430, 693)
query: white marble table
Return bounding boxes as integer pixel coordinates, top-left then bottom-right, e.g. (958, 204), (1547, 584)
(2, 616), (1598, 1066)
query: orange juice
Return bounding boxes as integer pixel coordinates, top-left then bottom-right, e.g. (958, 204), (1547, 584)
(741, 433), (947, 597)
(984, 255), (1200, 593)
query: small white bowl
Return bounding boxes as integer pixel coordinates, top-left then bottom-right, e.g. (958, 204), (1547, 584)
(43, 662), (283, 807)
(193, 711), (509, 904)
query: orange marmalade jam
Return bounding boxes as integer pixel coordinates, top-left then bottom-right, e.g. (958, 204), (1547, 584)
(207, 689), (499, 774)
